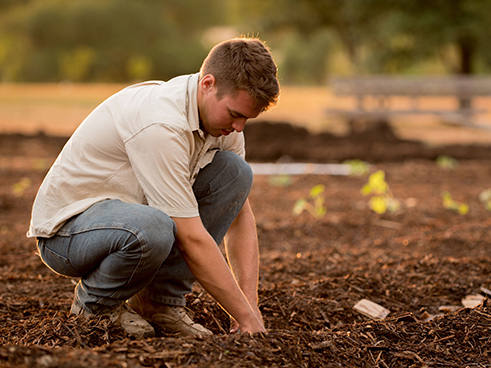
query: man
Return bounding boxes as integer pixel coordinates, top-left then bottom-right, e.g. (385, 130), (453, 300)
(28, 38), (280, 339)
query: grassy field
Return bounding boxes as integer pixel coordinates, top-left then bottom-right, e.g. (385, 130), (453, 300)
(1, 82), (491, 145)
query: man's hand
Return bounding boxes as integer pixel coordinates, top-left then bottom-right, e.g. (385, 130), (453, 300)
(230, 305), (264, 334)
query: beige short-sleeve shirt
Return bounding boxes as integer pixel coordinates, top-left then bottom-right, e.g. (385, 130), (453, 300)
(28, 73), (245, 238)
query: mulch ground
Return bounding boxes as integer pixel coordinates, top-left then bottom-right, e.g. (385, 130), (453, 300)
(1, 121), (491, 367)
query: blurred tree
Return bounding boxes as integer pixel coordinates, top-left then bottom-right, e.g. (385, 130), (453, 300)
(2, 0), (491, 83)
(234, 0), (395, 83)
(0, 0), (32, 11)
(278, 30), (332, 84)
(235, 0), (491, 83)
(370, 0), (491, 108)
(59, 47), (96, 82)
(0, 0), (228, 82)
(394, 0), (491, 75)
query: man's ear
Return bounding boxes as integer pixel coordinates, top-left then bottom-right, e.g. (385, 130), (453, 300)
(200, 74), (216, 93)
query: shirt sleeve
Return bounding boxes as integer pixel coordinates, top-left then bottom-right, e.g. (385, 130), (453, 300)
(124, 123), (199, 218)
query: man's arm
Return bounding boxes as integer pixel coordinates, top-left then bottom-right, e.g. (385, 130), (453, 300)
(172, 215), (264, 333)
(224, 199), (260, 305)
(223, 199), (263, 332)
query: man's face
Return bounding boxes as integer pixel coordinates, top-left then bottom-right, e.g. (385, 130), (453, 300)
(198, 75), (261, 137)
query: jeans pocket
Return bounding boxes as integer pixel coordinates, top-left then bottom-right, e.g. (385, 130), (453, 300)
(37, 238), (81, 277)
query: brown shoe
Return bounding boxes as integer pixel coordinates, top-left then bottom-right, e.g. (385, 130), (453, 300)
(128, 294), (213, 337)
(70, 298), (155, 339)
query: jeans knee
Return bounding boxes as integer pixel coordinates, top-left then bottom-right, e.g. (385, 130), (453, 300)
(214, 151), (253, 192)
(129, 208), (176, 260)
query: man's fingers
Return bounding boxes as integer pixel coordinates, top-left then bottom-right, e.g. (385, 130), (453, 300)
(229, 320), (240, 334)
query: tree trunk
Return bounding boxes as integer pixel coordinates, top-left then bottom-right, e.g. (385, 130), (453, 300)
(457, 37), (475, 110)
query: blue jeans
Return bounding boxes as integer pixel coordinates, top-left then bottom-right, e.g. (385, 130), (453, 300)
(36, 151), (253, 314)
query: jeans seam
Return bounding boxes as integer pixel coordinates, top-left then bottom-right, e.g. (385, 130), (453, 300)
(112, 234), (148, 300)
(58, 223), (145, 238)
(42, 245), (82, 277)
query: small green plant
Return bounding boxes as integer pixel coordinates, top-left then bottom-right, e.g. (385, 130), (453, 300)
(442, 191), (468, 215)
(343, 159), (370, 176)
(269, 174), (292, 187)
(33, 158), (50, 171)
(11, 177), (32, 197)
(361, 170), (399, 214)
(436, 155), (459, 170)
(479, 188), (491, 211)
(293, 184), (326, 219)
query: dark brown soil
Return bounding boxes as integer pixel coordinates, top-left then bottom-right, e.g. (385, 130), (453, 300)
(1, 121), (490, 367)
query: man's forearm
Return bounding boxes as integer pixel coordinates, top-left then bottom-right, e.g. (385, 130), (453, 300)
(225, 199), (260, 306)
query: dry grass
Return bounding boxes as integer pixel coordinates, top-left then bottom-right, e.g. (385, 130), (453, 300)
(1, 82), (491, 145)
(0, 83), (124, 137)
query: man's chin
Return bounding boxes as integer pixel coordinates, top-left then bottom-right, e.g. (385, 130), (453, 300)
(207, 129), (232, 137)
(219, 129), (232, 137)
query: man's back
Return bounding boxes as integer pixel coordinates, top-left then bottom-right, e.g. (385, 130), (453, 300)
(29, 75), (195, 237)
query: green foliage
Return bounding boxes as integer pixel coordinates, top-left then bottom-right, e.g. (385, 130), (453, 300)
(277, 30), (333, 85)
(442, 191), (469, 215)
(436, 155), (459, 170)
(59, 47), (96, 82)
(0, 0), (225, 82)
(2, 0), (491, 82)
(268, 175), (292, 187)
(126, 56), (153, 82)
(343, 159), (370, 176)
(361, 170), (399, 214)
(11, 177), (32, 197)
(479, 188), (491, 211)
(0, 0), (30, 11)
(393, 0), (491, 74)
(293, 184), (326, 219)
(239, 0), (491, 78)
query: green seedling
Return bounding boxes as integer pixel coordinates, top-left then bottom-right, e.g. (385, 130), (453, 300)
(479, 188), (491, 211)
(269, 174), (292, 187)
(442, 191), (468, 215)
(361, 170), (399, 214)
(33, 158), (50, 171)
(343, 159), (370, 176)
(12, 177), (32, 197)
(293, 184), (326, 219)
(436, 155), (459, 170)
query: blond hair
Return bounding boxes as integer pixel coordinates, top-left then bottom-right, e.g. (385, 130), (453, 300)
(200, 38), (280, 112)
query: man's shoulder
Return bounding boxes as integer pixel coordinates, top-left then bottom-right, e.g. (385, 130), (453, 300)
(124, 73), (195, 89)
(153, 74), (199, 131)
(105, 74), (199, 139)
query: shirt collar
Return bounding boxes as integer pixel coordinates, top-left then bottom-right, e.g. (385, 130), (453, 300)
(186, 73), (202, 134)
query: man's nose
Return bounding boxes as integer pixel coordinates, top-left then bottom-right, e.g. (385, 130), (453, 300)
(231, 118), (247, 133)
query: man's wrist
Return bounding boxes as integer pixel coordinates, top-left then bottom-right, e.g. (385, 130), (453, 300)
(240, 287), (258, 306)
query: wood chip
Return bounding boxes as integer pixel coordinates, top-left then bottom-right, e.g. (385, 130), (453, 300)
(353, 299), (390, 319)
(438, 305), (461, 313)
(480, 286), (491, 297)
(461, 294), (485, 308)
(421, 312), (444, 322)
